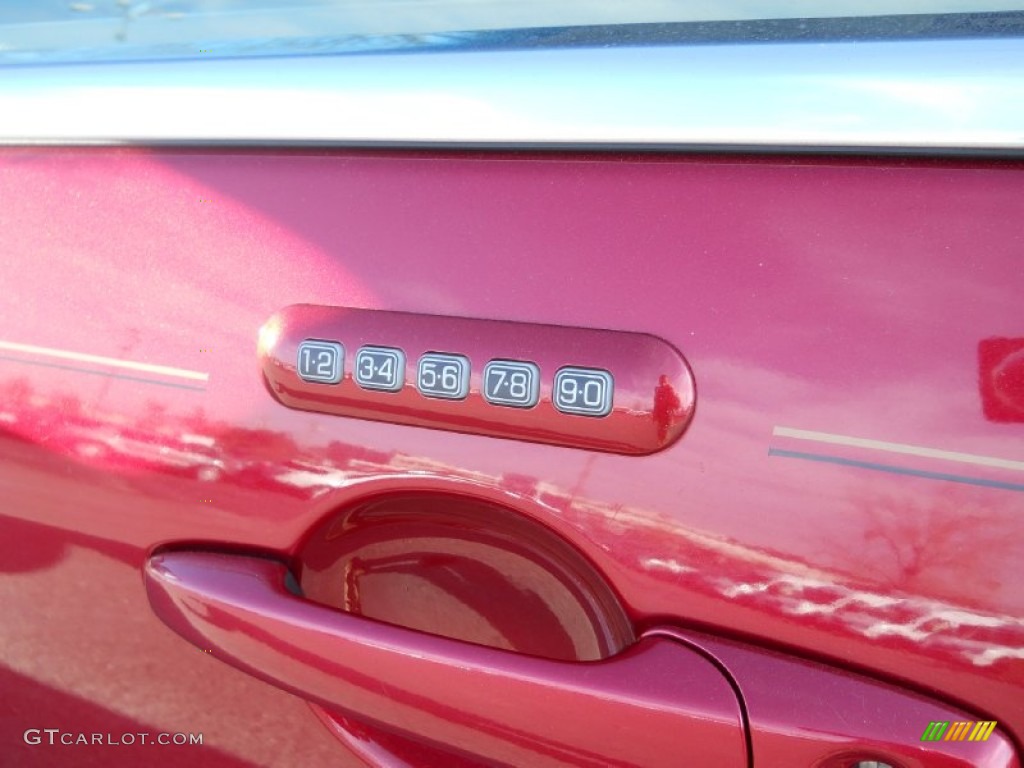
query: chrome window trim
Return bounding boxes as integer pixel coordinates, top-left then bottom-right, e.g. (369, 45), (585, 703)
(1, 37), (1023, 153)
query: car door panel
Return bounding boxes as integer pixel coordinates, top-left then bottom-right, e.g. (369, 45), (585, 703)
(1, 147), (1021, 765)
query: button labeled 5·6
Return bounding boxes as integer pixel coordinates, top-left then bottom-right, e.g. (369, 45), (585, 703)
(553, 367), (613, 417)
(418, 353), (470, 400)
(483, 360), (540, 408)
(297, 340), (343, 384)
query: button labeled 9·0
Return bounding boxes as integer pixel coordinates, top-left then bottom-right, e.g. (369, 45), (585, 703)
(417, 353), (470, 400)
(355, 346), (405, 392)
(483, 360), (540, 408)
(297, 340), (343, 384)
(553, 367), (614, 417)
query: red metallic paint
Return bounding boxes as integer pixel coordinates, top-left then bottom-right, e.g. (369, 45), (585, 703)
(658, 628), (1020, 768)
(260, 304), (694, 455)
(0, 147), (1022, 765)
(312, 710), (494, 768)
(144, 551), (748, 767)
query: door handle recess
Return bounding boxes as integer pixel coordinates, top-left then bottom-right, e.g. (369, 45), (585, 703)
(145, 551), (746, 768)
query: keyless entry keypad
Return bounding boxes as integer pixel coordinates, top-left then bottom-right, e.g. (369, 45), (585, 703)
(265, 305), (694, 455)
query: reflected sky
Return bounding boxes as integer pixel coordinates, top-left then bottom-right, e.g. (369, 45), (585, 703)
(1, 1), (1024, 63)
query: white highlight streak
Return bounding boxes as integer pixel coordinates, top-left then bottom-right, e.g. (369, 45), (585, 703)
(0, 340), (209, 382)
(773, 426), (1023, 472)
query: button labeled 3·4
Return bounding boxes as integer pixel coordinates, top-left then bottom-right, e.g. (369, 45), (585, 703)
(355, 346), (405, 392)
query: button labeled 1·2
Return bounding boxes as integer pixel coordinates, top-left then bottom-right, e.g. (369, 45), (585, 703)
(483, 360), (540, 408)
(297, 340), (343, 384)
(553, 367), (614, 417)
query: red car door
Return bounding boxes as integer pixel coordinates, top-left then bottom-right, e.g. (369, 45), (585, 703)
(1, 6), (1022, 768)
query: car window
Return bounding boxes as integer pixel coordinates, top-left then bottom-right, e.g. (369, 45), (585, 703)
(2, 0), (1024, 64)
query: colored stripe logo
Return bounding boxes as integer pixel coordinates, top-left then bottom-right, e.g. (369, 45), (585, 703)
(921, 721), (998, 742)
